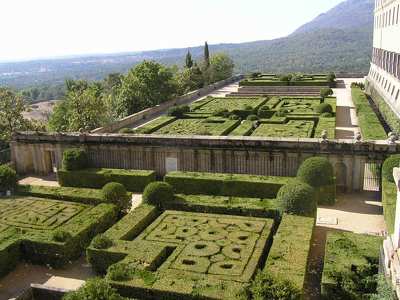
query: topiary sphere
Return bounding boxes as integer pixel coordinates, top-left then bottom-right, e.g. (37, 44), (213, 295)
(383, 155), (400, 183)
(91, 234), (113, 249)
(315, 103), (333, 114)
(0, 164), (17, 192)
(142, 182), (174, 207)
(297, 157), (334, 188)
(277, 180), (316, 216)
(102, 182), (130, 211)
(62, 148), (88, 171)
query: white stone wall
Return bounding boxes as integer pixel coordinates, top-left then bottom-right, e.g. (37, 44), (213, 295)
(368, 0), (400, 116)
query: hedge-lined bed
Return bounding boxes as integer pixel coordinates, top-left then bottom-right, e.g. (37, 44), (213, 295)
(165, 171), (291, 198)
(124, 96), (337, 139)
(321, 232), (383, 299)
(166, 194), (279, 219)
(383, 178), (397, 234)
(367, 81), (400, 133)
(87, 206), (275, 300)
(263, 214), (315, 296)
(0, 196), (118, 277)
(58, 168), (156, 192)
(352, 87), (387, 140)
(239, 74), (336, 87)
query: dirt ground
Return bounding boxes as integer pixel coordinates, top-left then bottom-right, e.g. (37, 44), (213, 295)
(23, 100), (60, 121)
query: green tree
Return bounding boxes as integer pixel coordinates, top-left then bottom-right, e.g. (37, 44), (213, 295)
(204, 41), (210, 68)
(117, 60), (177, 116)
(0, 88), (30, 142)
(185, 50), (194, 68)
(63, 278), (126, 300)
(209, 53), (235, 82)
(176, 64), (204, 94)
(49, 80), (108, 132)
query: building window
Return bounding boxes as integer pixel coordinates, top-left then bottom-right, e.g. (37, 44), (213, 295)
(396, 89), (400, 101)
(392, 85), (396, 96)
(397, 5), (399, 24)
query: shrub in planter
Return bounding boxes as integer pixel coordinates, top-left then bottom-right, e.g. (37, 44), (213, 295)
(247, 115), (259, 121)
(277, 180), (316, 216)
(91, 234), (113, 249)
(320, 88), (334, 98)
(63, 277), (126, 300)
(297, 157), (334, 188)
(321, 112), (333, 118)
(62, 148), (88, 171)
(143, 182), (174, 207)
(383, 155), (400, 183)
(249, 272), (301, 300)
(119, 128), (133, 134)
(315, 103), (333, 114)
(0, 164), (17, 192)
(102, 182), (131, 211)
(167, 105), (190, 118)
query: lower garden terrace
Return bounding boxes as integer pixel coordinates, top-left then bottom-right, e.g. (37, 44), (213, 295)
(122, 95), (337, 139)
(0, 147), (389, 300)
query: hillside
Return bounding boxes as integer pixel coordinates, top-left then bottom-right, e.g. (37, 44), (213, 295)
(0, 0), (374, 91)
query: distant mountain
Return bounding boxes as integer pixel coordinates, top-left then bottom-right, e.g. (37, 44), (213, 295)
(0, 0), (374, 90)
(293, 0), (374, 34)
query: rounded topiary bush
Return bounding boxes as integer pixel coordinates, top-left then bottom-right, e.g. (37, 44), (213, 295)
(320, 88), (333, 98)
(102, 182), (130, 211)
(142, 182), (174, 207)
(91, 234), (113, 249)
(297, 157), (334, 188)
(62, 148), (88, 171)
(382, 155), (400, 183)
(167, 105), (190, 117)
(315, 103), (333, 114)
(0, 164), (17, 192)
(276, 180), (316, 216)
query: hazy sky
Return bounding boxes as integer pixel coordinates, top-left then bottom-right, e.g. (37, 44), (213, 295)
(0, 0), (344, 62)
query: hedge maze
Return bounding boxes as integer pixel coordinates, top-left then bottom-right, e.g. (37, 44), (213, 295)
(239, 73), (336, 87)
(130, 95), (337, 139)
(88, 208), (274, 299)
(0, 196), (118, 277)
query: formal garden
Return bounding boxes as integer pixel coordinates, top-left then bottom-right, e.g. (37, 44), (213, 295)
(239, 73), (337, 87)
(0, 147), (391, 299)
(123, 95), (337, 139)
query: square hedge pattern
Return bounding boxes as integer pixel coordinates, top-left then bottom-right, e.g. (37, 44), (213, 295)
(131, 96), (336, 139)
(88, 207), (274, 299)
(0, 197), (117, 277)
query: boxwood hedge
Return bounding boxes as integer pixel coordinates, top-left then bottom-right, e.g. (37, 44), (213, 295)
(58, 168), (156, 192)
(164, 171), (290, 199)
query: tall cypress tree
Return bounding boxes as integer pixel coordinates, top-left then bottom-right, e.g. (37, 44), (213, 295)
(185, 50), (193, 68)
(204, 42), (210, 68)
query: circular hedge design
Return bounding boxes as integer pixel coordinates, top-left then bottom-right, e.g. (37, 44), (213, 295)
(276, 180), (316, 216)
(382, 155), (400, 183)
(297, 157), (334, 187)
(186, 241), (220, 257)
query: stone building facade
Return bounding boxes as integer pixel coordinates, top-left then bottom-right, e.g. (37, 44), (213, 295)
(368, 0), (400, 115)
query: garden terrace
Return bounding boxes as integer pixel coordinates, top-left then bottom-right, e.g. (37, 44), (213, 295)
(88, 206), (275, 300)
(240, 74), (336, 87)
(0, 196), (118, 277)
(228, 86), (326, 97)
(131, 96), (337, 139)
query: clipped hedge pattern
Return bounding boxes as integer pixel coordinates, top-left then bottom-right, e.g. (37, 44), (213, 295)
(0, 197), (118, 277)
(164, 171), (290, 199)
(264, 214), (315, 297)
(58, 168), (156, 192)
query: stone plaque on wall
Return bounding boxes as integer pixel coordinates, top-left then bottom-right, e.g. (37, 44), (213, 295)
(165, 157), (178, 173)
